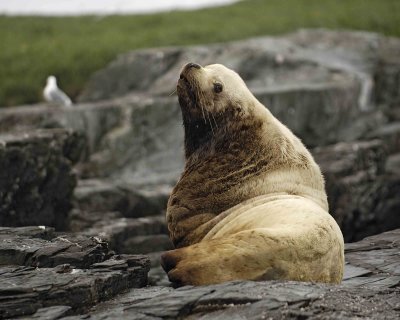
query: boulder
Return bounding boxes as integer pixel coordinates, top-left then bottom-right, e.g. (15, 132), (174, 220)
(313, 140), (400, 241)
(0, 129), (85, 230)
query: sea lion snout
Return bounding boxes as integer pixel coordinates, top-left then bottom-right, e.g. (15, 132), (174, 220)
(160, 249), (181, 273)
(180, 62), (202, 78)
(185, 62), (202, 70)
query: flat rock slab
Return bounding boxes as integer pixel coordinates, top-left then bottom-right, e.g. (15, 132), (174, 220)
(23, 228), (397, 320)
(0, 257), (149, 319)
(59, 281), (399, 320)
(0, 226), (150, 318)
(0, 226), (111, 268)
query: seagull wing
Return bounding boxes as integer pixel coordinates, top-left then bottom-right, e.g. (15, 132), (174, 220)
(48, 88), (73, 107)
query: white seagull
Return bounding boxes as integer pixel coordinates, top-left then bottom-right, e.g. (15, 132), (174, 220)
(43, 75), (72, 107)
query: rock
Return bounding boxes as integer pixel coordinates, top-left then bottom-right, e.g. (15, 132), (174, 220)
(368, 121), (400, 154)
(0, 256), (149, 319)
(313, 139), (386, 178)
(374, 36), (400, 109)
(68, 209), (123, 232)
(121, 234), (173, 254)
(74, 179), (166, 218)
(386, 153), (400, 175)
(78, 48), (182, 101)
(62, 281), (399, 319)
(344, 228), (400, 288)
(16, 306), (72, 320)
(0, 226), (111, 268)
(313, 140), (400, 241)
(0, 129), (85, 230)
(38, 229), (400, 320)
(0, 225), (55, 240)
(0, 101), (122, 156)
(80, 215), (169, 254)
(78, 30), (400, 147)
(0, 227), (150, 319)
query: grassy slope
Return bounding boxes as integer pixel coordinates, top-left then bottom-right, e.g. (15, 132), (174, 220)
(0, 0), (399, 107)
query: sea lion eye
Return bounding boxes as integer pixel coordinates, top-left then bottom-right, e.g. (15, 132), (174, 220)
(213, 83), (223, 93)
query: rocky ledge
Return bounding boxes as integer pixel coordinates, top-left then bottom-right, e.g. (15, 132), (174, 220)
(3, 228), (395, 320)
(0, 226), (150, 319)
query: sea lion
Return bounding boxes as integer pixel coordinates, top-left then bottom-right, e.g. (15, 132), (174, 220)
(161, 62), (344, 286)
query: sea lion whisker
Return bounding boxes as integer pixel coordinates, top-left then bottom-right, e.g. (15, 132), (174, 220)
(206, 111), (215, 135)
(198, 88), (215, 134)
(211, 112), (218, 129)
(169, 89), (177, 96)
(196, 86), (207, 124)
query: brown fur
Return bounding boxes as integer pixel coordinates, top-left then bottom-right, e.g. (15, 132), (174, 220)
(161, 63), (344, 286)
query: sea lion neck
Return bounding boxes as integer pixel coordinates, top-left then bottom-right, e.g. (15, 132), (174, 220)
(182, 115), (214, 159)
(181, 102), (262, 159)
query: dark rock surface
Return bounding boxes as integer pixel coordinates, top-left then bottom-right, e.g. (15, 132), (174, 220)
(0, 226), (150, 319)
(79, 215), (170, 254)
(35, 229), (398, 320)
(74, 179), (167, 218)
(313, 139), (400, 241)
(0, 129), (85, 230)
(0, 226), (110, 268)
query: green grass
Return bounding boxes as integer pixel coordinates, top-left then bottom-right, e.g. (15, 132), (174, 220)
(0, 0), (399, 107)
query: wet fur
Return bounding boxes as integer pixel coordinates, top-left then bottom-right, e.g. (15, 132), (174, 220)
(162, 63), (344, 285)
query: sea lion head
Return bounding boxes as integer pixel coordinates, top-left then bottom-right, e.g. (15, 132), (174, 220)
(177, 63), (260, 157)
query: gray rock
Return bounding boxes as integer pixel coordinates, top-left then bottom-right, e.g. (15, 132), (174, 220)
(80, 215), (168, 254)
(313, 140), (400, 241)
(0, 257), (149, 319)
(78, 30), (400, 148)
(386, 153), (400, 175)
(74, 179), (166, 218)
(313, 139), (386, 178)
(0, 226), (111, 268)
(0, 226), (150, 318)
(121, 234), (173, 254)
(368, 121), (400, 154)
(16, 306), (72, 320)
(68, 209), (123, 232)
(0, 129), (85, 230)
(46, 229), (400, 320)
(0, 225), (55, 240)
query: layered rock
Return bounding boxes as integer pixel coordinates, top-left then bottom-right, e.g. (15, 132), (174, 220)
(35, 229), (400, 320)
(0, 226), (150, 319)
